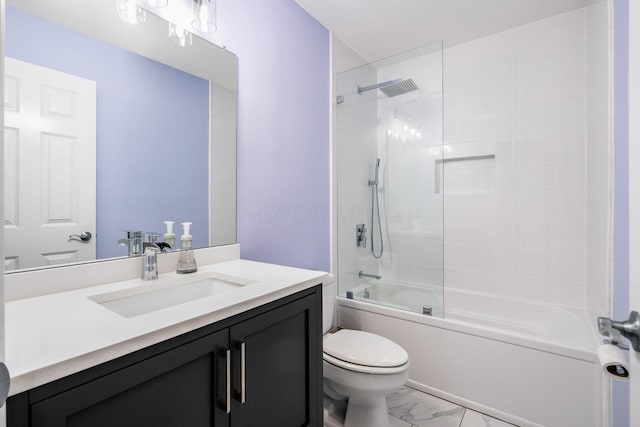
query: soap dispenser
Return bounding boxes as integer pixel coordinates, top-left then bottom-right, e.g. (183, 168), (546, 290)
(163, 221), (176, 249)
(176, 222), (197, 274)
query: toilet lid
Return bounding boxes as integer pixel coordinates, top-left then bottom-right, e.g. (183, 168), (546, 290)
(323, 329), (408, 368)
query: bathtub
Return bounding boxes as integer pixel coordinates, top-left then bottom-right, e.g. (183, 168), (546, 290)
(337, 284), (608, 427)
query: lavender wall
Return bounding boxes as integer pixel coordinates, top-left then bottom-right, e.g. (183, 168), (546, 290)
(6, 6), (210, 258)
(613, 1), (630, 425)
(214, 0), (330, 271)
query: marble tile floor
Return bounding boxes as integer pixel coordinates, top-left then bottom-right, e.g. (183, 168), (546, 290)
(386, 386), (516, 427)
(325, 386), (516, 427)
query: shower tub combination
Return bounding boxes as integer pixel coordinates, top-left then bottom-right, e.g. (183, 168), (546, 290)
(338, 283), (605, 427)
(335, 33), (609, 427)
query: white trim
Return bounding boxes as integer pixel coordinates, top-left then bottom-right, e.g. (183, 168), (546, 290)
(606, 0), (615, 317)
(329, 32), (336, 276)
(603, 4), (615, 426)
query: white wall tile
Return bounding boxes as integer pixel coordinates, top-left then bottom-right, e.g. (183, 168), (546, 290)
(441, 5), (610, 320)
(584, 1), (612, 316)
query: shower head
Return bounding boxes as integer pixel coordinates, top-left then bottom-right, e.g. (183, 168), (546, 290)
(357, 78), (419, 97)
(380, 78), (418, 97)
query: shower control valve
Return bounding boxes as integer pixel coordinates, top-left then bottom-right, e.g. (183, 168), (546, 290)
(356, 224), (367, 248)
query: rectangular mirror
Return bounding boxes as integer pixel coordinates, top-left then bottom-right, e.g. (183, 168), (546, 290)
(3, 0), (237, 272)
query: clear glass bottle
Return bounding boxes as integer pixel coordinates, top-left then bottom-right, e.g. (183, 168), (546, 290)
(176, 222), (197, 274)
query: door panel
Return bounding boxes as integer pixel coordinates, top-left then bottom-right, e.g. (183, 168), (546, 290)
(3, 58), (96, 270)
(30, 330), (229, 427)
(230, 294), (320, 427)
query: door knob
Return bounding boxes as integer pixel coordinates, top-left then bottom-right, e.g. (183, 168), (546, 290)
(598, 311), (640, 352)
(69, 231), (92, 242)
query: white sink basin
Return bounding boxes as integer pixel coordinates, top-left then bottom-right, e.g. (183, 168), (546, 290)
(89, 272), (257, 318)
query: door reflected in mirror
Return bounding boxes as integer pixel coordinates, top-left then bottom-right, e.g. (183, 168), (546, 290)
(3, 0), (237, 272)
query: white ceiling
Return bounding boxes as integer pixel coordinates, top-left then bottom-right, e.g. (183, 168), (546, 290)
(293, 0), (589, 62)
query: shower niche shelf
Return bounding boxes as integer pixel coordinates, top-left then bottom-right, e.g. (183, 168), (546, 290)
(435, 154), (496, 194)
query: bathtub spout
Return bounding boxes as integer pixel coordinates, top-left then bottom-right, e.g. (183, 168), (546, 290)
(359, 271), (381, 280)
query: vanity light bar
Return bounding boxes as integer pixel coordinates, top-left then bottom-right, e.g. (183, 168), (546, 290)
(117, 0), (217, 34)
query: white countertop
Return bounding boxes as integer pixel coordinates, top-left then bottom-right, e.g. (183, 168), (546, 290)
(6, 259), (328, 396)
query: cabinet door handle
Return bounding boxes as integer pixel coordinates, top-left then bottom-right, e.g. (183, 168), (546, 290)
(240, 341), (246, 404)
(226, 349), (231, 414)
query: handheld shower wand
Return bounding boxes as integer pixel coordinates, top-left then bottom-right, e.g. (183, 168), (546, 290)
(369, 158), (384, 259)
(375, 158), (380, 184)
(369, 158), (380, 186)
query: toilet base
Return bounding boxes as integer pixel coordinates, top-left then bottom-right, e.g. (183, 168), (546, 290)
(323, 394), (390, 427)
(323, 359), (407, 427)
(344, 395), (389, 427)
(323, 395), (346, 427)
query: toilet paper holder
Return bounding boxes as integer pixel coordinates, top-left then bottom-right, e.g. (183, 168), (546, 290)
(598, 311), (640, 352)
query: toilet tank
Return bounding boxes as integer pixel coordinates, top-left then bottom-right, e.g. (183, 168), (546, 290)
(322, 277), (337, 334)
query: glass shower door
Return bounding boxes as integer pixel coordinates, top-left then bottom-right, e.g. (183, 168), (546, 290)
(336, 42), (444, 317)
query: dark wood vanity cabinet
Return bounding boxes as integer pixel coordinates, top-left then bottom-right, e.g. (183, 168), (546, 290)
(7, 285), (322, 427)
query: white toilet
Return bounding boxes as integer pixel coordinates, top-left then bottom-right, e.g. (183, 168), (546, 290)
(322, 280), (409, 427)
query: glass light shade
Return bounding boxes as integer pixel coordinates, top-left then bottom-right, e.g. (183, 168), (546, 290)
(146, 0), (169, 7)
(116, 0), (147, 24)
(191, 0), (217, 33)
(169, 23), (193, 47)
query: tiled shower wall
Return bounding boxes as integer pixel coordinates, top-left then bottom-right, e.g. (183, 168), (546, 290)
(443, 6), (611, 311)
(333, 5), (612, 312)
(585, 0), (613, 318)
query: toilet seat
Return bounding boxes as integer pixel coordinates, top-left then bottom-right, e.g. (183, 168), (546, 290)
(323, 329), (409, 374)
(323, 352), (409, 374)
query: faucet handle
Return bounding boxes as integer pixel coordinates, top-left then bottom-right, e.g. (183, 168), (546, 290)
(120, 230), (143, 256)
(145, 232), (161, 243)
(121, 230), (143, 239)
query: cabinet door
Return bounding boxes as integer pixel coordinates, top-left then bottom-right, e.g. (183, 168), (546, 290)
(230, 293), (321, 427)
(31, 329), (230, 427)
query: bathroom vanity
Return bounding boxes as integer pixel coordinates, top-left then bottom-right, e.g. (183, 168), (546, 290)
(4, 246), (326, 427)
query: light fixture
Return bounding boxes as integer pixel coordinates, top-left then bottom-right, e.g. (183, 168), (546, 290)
(115, 0), (217, 47)
(169, 23), (193, 47)
(115, 0), (148, 24)
(146, 0), (168, 7)
(191, 0), (217, 33)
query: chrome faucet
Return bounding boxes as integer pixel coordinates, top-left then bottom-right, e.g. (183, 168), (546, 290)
(358, 271), (382, 280)
(143, 232), (171, 252)
(118, 230), (143, 256)
(141, 246), (160, 280)
(119, 231), (171, 258)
